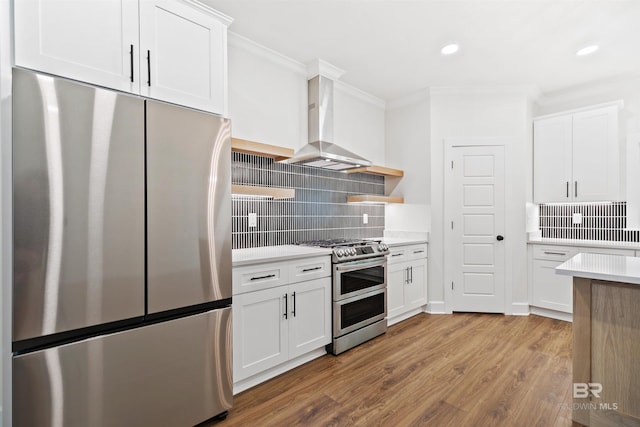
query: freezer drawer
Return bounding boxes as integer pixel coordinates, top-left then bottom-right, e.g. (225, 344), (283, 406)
(13, 307), (232, 427)
(12, 68), (145, 341)
(146, 100), (232, 313)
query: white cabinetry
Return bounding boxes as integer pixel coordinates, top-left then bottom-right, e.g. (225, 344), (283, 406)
(533, 104), (620, 203)
(529, 244), (634, 320)
(387, 243), (428, 325)
(14, 0), (231, 114)
(233, 256), (331, 393)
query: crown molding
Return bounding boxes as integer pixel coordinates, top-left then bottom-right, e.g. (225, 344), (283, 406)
(386, 89), (430, 110)
(537, 73), (640, 109)
(334, 80), (386, 109)
(305, 59), (345, 81)
(181, 0), (233, 25)
(430, 84), (541, 100)
(228, 32), (306, 75)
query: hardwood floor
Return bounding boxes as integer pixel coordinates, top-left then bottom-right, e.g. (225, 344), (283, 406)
(213, 313), (579, 426)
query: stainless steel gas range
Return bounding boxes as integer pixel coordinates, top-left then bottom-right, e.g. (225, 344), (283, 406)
(298, 239), (389, 354)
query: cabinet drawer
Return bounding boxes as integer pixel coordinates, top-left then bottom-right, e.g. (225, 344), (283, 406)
(532, 245), (576, 261)
(233, 263), (288, 295)
(290, 257), (331, 282)
(387, 247), (408, 264)
(406, 244), (427, 260)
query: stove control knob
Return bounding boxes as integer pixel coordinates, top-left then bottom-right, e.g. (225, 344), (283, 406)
(337, 249), (345, 257)
(350, 248), (357, 256)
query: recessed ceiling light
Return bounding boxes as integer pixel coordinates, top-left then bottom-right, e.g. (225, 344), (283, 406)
(576, 45), (599, 56)
(441, 44), (459, 55)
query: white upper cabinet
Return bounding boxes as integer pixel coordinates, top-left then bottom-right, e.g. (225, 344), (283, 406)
(139, 0), (229, 113)
(14, 0), (140, 93)
(533, 104), (620, 203)
(14, 0), (231, 114)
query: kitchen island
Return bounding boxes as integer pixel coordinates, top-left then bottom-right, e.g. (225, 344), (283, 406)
(556, 253), (640, 427)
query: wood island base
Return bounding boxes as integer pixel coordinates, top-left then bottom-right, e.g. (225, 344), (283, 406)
(572, 277), (640, 427)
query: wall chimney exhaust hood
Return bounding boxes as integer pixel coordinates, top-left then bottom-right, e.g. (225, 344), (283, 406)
(282, 74), (372, 171)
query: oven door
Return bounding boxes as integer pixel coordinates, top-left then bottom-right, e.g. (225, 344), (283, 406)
(333, 288), (387, 337)
(333, 257), (386, 300)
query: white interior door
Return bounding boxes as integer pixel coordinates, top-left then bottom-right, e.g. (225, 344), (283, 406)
(447, 145), (505, 313)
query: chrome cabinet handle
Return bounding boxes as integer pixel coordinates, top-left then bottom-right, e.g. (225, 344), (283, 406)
(410, 266), (413, 283)
(413, 250), (425, 254)
(292, 292), (296, 317)
(543, 251), (567, 256)
(250, 274), (276, 281)
(283, 294), (288, 319)
(566, 181), (569, 198)
(391, 253), (403, 257)
(302, 266), (322, 272)
(575, 181), (578, 198)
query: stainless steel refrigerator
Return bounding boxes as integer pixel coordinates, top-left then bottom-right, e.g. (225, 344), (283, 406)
(12, 68), (232, 426)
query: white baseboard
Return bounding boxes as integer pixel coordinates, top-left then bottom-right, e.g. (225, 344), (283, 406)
(387, 308), (423, 326)
(425, 301), (447, 314)
(530, 306), (573, 322)
(233, 348), (326, 395)
(511, 302), (530, 316)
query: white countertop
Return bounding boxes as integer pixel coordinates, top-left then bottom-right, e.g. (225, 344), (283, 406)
(528, 237), (640, 251)
(367, 235), (428, 247)
(233, 245), (332, 267)
(556, 253), (640, 285)
(378, 237), (428, 247)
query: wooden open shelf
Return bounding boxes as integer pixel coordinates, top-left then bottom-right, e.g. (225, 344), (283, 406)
(346, 165), (404, 177)
(347, 195), (404, 204)
(232, 185), (295, 200)
(231, 138), (294, 161)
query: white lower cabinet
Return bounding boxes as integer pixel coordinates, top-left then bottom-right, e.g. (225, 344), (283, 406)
(232, 256), (331, 393)
(529, 244), (635, 320)
(387, 243), (428, 325)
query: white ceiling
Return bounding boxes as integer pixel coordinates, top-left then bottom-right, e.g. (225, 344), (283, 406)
(202, 0), (640, 101)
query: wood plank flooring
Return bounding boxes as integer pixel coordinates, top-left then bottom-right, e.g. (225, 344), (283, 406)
(212, 313), (579, 427)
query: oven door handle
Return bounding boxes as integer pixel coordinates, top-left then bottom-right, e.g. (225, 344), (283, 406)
(335, 257), (386, 272)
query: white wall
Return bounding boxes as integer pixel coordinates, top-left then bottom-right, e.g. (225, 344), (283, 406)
(429, 87), (535, 314)
(334, 82), (386, 166)
(383, 90), (431, 233)
(227, 33), (307, 150)
(227, 32), (387, 165)
(0, 0), (11, 423)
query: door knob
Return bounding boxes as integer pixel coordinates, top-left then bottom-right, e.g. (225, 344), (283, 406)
(496, 235), (504, 241)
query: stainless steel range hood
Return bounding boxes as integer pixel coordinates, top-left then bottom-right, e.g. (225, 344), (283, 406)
(283, 75), (372, 171)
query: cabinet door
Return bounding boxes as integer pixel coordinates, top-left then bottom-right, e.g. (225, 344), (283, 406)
(533, 115), (573, 203)
(233, 287), (288, 382)
(139, 0), (228, 113)
(289, 278), (331, 359)
(406, 259), (427, 308)
(14, 0), (139, 93)
(572, 106), (619, 202)
(387, 261), (408, 319)
(531, 259), (573, 313)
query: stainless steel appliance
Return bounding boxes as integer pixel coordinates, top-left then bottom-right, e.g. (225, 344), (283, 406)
(12, 68), (232, 426)
(298, 239), (389, 354)
(282, 75), (372, 171)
